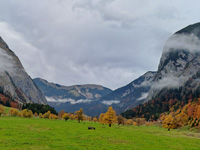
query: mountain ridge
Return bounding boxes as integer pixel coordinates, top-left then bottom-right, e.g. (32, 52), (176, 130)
(0, 36), (47, 104)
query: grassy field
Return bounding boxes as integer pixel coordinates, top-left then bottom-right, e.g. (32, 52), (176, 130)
(0, 117), (200, 150)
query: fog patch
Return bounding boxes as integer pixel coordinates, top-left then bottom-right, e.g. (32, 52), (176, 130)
(102, 100), (120, 105)
(164, 34), (200, 53)
(152, 75), (188, 90)
(46, 97), (92, 104)
(137, 92), (148, 101)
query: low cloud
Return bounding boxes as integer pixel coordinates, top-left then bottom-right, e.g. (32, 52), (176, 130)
(152, 75), (188, 90)
(164, 34), (200, 53)
(137, 92), (148, 101)
(46, 97), (92, 104)
(102, 100), (120, 105)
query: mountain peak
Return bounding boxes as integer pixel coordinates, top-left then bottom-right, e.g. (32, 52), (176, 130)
(148, 22), (200, 100)
(175, 22), (200, 35)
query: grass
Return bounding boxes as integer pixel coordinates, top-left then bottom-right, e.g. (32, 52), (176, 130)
(0, 117), (200, 150)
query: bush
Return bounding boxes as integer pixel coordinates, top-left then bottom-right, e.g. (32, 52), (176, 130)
(62, 113), (69, 121)
(0, 104), (4, 116)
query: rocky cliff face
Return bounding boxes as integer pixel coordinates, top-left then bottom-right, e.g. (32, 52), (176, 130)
(0, 36), (47, 104)
(148, 22), (200, 100)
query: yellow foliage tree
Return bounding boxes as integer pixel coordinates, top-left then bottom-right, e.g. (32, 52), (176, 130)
(132, 121), (137, 126)
(27, 110), (33, 118)
(99, 113), (105, 124)
(0, 104), (5, 116)
(8, 108), (15, 115)
(125, 119), (133, 125)
(21, 109), (28, 117)
(70, 114), (75, 120)
(75, 108), (84, 123)
(58, 110), (65, 119)
(162, 114), (176, 131)
(39, 113), (43, 118)
(34, 112), (38, 117)
(135, 118), (145, 126)
(93, 117), (98, 123)
(174, 112), (188, 131)
(43, 111), (51, 119)
(103, 106), (117, 127)
(12, 109), (19, 116)
(62, 113), (69, 121)
(18, 112), (22, 117)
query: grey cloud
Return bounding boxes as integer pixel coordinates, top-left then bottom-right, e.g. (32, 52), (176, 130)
(164, 34), (200, 53)
(152, 75), (188, 90)
(46, 97), (93, 104)
(101, 100), (120, 105)
(0, 0), (199, 90)
(137, 92), (148, 101)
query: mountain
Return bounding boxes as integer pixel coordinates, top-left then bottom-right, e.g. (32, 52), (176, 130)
(33, 78), (112, 101)
(34, 71), (156, 116)
(148, 22), (200, 100)
(0, 36), (47, 104)
(100, 71), (156, 112)
(33, 78), (113, 115)
(122, 22), (200, 119)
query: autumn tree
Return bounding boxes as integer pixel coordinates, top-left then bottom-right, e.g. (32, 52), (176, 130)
(99, 113), (105, 124)
(58, 110), (65, 119)
(27, 110), (33, 118)
(39, 113), (43, 118)
(135, 118), (145, 126)
(63, 113), (69, 121)
(125, 119), (133, 125)
(162, 114), (176, 131)
(21, 109), (28, 117)
(75, 108), (84, 123)
(18, 112), (22, 117)
(0, 104), (4, 116)
(34, 112), (38, 117)
(8, 108), (15, 115)
(174, 112), (188, 131)
(70, 114), (75, 120)
(43, 111), (51, 119)
(104, 106), (117, 127)
(93, 117), (98, 122)
(117, 115), (125, 126)
(12, 109), (19, 116)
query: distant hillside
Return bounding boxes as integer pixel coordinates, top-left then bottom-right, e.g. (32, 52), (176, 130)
(100, 71), (156, 112)
(34, 72), (156, 116)
(122, 22), (200, 119)
(33, 78), (112, 100)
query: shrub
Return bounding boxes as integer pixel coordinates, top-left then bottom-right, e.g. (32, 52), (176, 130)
(62, 113), (69, 121)
(0, 104), (4, 116)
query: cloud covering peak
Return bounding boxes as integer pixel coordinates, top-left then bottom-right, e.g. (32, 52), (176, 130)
(0, 0), (199, 89)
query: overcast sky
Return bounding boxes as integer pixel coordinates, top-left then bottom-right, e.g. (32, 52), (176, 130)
(0, 0), (199, 90)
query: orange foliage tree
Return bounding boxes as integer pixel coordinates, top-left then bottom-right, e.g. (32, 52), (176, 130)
(104, 106), (117, 127)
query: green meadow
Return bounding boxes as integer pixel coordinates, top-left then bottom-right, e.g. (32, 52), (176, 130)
(0, 116), (199, 150)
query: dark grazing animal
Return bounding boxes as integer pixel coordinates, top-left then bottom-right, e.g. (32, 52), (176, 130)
(88, 127), (95, 130)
